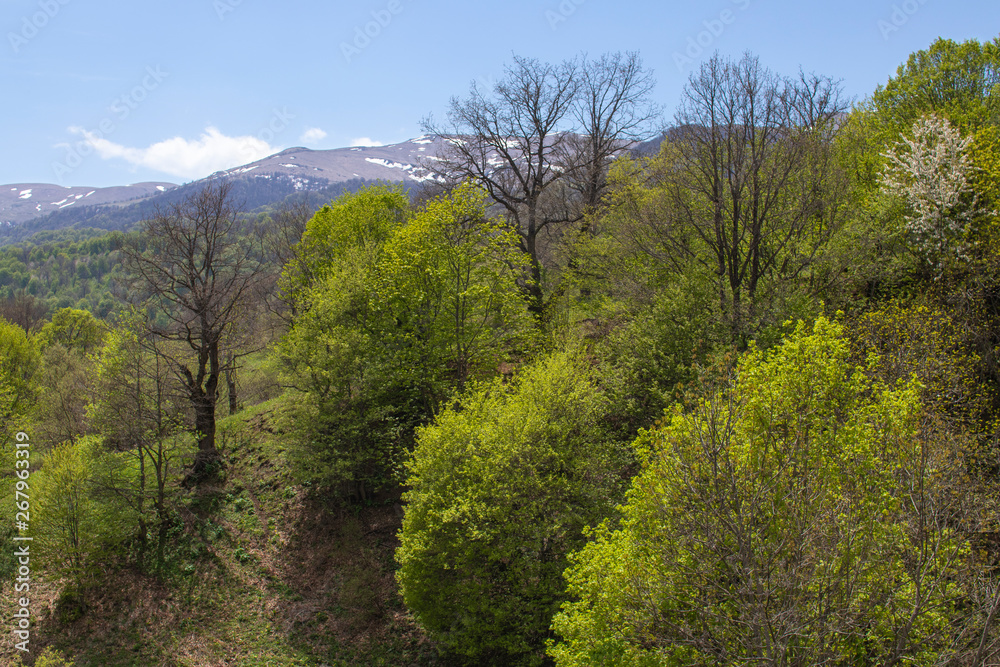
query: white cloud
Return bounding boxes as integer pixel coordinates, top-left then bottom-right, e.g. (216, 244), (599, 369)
(350, 137), (383, 147)
(300, 127), (328, 144)
(68, 126), (280, 180)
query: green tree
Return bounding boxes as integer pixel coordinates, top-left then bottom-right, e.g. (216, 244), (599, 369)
(374, 182), (534, 395)
(593, 273), (720, 437)
(550, 318), (977, 666)
(280, 184), (533, 498)
(862, 38), (1000, 265)
(280, 184), (408, 312)
(811, 105), (920, 305)
(87, 314), (192, 572)
(31, 437), (136, 597)
(396, 351), (627, 666)
(848, 301), (990, 428)
(30, 344), (90, 449)
(968, 123), (1000, 248)
(0, 317), (37, 539)
(872, 37), (1000, 135)
(27, 308), (105, 449)
(36, 307), (104, 355)
(604, 54), (847, 345)
(278, 185), (412, 497)
(798, 38), (1000, 305)
(0, 317), (37, 439)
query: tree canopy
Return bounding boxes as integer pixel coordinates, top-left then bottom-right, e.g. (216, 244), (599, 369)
(551, 318), (981, 666)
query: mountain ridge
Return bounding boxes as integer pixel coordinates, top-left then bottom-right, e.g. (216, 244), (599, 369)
(0, 132), (661, 244)
(0, 136), (451, 238)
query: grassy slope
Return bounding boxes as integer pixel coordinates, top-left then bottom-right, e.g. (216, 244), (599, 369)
(2, 395), (440, 667)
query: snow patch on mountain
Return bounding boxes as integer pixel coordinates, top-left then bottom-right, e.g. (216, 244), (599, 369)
(0, 182), (178, 227)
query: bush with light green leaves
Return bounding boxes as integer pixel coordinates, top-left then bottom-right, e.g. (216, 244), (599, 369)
(280, 183), (535, 498)
(396, 351), (629, 666)
(31, 437), (138, 593)
(550, 317), (976, 666)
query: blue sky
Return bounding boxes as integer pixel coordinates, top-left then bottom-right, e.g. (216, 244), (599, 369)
(2, 0), (998, 188)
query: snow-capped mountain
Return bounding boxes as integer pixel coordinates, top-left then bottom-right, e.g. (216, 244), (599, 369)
(0, 182), (177, 227)
(0, 137), (450, 237)
(211, 135), (447, 187)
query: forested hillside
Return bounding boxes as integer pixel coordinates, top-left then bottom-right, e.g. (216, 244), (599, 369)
(3, 40), (1000, 666)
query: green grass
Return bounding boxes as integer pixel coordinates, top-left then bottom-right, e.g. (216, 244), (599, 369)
(1, 391), (440, 667)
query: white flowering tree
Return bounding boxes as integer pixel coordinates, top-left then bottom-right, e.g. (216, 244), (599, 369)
(882, 114), (978, 271)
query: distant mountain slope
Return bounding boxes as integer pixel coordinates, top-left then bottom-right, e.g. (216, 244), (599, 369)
(0, 137), (451, 243)
(0, 132), (659, 244)
(213, 136), (446, 185)
(0, 182), (177, 227)
(0, 177), (376, 245)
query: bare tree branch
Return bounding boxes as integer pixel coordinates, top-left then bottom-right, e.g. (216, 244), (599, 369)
(121, 180), (265, 482)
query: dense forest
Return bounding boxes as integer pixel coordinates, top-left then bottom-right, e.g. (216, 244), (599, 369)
(3, 39), (1000, 666)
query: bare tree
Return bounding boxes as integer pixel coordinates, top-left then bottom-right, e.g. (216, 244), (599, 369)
(425, 55), (577, 318)
(651, 53), (847, 344)
(562, 52), (661, 214)
(423, 52), (659, 319)
(0, 291), (48, 332)
(121, 181), (263, 481)
(263, 199), (317, 325)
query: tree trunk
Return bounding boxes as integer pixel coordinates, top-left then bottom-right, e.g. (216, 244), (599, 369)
(227, 367), (238, 416)
(524, 208), (546, 322)
(190, 385), (220, 481)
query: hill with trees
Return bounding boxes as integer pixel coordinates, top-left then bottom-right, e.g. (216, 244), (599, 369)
(1, 40), (1000, 666)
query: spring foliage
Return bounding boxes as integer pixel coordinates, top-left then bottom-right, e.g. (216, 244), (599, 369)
(280, 184), (533, 496)
(31, 437), (138, 591)
(550, 318), (969, 666)
(396, 351), (625, 666)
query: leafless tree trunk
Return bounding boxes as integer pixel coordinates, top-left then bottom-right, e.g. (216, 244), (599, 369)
(121, 180), (263, 482)
(225, 351), (238, 415)
(563, 52), (660, 214)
